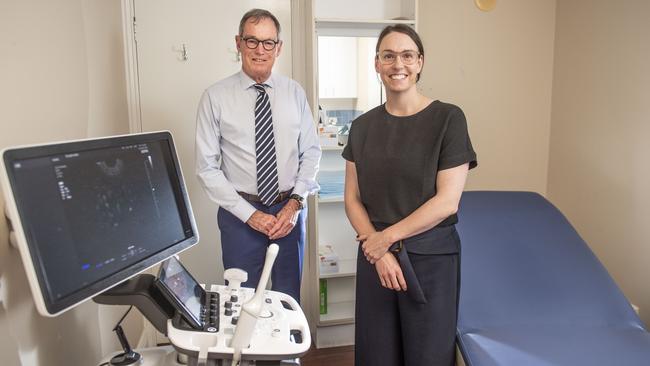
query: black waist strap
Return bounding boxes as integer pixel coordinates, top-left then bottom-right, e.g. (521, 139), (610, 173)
(370, 223), (459, 304)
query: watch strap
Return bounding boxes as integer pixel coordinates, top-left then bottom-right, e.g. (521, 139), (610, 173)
(289, 193), (304, 210)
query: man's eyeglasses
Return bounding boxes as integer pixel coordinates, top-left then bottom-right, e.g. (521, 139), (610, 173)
(377, 50), (421, 65)
(241, 36), (280, 51)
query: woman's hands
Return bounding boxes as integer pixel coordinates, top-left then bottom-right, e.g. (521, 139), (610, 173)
(358, 230), (405, 291)
(356, 231), (405, 291)
(359, 231), (393, 264)
(374, 254), (407, 291)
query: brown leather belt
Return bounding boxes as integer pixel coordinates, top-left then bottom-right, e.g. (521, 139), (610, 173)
(238, 190), (292, 205)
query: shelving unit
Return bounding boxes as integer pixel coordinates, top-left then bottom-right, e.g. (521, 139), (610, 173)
(306, 145), (357, 347)
(305, 0), (418, 349)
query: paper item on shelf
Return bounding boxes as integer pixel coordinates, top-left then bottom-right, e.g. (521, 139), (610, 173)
(319, 125), (340, 147)
(319, 244), (340, 274)
(317, 170), (344, 200)
(322, 124), (339, 134)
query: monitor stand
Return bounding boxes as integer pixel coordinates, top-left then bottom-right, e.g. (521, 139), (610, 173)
(108, 323), (141, 366)
(93, 273), (175, 335)
(98, 345), (180, 366)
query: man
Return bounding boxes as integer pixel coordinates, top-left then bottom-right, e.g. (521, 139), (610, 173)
(195, 8), (320, 302)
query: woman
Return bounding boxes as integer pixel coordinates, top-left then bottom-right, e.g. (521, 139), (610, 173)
(342, 24), (477, 366)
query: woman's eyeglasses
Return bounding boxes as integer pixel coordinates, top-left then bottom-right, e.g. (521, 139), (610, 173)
(377, 50), (421, 65)
(241, 36), (280, 51)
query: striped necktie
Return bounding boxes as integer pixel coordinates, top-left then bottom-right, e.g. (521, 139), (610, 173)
(253, 83), (279, 206)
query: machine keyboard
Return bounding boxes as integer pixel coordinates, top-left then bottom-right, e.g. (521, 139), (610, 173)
(199, 291), (220, 332)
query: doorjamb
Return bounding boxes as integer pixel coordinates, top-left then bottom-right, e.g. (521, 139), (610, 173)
(121, 0), (309, 135)
(121, 0), (142, 133)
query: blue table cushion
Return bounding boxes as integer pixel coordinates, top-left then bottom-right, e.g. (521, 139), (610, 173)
(459, 328), (650, 366)
(455, 191), (650, 365)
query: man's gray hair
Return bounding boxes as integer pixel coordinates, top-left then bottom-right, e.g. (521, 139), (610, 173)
(239, 8), (281, 39)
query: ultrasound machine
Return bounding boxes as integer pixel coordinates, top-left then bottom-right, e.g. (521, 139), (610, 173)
(1, 131), (310, 366)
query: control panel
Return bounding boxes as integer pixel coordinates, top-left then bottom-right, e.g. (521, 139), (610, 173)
(166, 246), (310, 364)
(167, 285), (310, 361)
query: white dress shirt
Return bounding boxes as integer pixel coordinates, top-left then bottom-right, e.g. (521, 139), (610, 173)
(195, 71), (321, 222)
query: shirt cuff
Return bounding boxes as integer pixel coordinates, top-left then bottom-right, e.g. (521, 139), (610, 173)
(438, 151), (478, 171)
(229, 197), (257, 223)
(293, 180), (317, 201)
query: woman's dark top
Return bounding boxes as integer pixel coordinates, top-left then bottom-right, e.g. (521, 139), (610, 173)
(342, 100), (477, 228)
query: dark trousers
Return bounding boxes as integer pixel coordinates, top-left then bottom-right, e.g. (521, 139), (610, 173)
(217, 199), (306, 302)
(355, 246), (459, 366)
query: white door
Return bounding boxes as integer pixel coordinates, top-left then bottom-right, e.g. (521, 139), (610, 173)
(133, 0), (293, 283)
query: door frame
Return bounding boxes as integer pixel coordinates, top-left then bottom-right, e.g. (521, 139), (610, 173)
(121, 0), (142, 133)
(120, 0), (312, 133)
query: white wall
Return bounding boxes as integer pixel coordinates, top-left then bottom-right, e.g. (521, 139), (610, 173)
(547, 0), (650, 324)
(2, 1), (649, 362)
(418, 0), (557, 193)
(83, 1), (130, 138)
(0, 0), (134, 364)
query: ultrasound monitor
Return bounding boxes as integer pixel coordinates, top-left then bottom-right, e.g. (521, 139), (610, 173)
(0, 131), (198, 316)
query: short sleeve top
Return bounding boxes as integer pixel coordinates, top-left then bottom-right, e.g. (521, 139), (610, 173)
(342, 101), (477, 226)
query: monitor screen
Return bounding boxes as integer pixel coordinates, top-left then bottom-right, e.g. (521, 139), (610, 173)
(1, 131), (198, 316)
(156, 256), (205, 328)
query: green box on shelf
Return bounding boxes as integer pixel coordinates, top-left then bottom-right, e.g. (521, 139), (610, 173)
(319, 279), (327, 314)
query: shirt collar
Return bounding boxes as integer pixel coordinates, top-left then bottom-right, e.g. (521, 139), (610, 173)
(238, 70), (275, 90)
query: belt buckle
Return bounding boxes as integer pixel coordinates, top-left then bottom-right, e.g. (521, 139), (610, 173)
(390, 240), (404, 254)
(274, 192), (283, 204)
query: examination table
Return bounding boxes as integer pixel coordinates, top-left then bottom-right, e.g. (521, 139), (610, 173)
(455, 191), (650, 365)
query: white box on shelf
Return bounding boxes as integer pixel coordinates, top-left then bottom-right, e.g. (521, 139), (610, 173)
(319, 244), (340, 274)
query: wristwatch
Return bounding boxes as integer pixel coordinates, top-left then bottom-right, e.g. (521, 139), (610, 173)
(289, 193), (305, 210)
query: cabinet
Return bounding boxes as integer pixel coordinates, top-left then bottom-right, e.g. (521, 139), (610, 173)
(305, 0), (418, 349)
(318, 37), (357, 99)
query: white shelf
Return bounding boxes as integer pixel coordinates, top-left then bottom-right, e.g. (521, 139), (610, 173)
(319, 300), (355, 325)
(321, 145), (344, 151)
(315, 323), (355, 348)
(318, 195), (343, 203)
(315, 18), (416, 37)
(314, 0), (416, 25)
(316, 18), (415, 26)
(320, 258), (356, 279)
